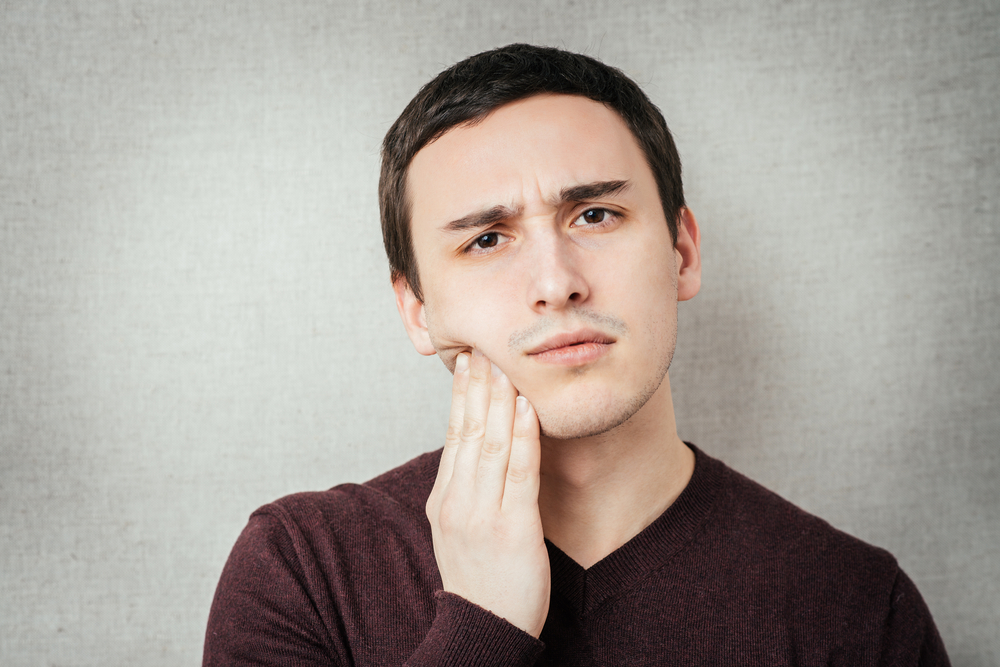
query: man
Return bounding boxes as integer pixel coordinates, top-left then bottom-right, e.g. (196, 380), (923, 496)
(204, 44), (949, 665)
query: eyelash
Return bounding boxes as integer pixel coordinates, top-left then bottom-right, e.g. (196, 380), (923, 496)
(462, 208), (620, 254)
(571, 207), (618, 227)
(465, 231), (507, 254)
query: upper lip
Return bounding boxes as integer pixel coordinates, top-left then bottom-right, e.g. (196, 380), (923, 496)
(525, 329), (616, 355)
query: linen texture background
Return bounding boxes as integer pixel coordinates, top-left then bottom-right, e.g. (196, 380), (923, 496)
(1, 1), (997, 665)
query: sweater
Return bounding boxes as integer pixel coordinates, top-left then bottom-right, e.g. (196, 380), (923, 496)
(203, 444), (950, 666)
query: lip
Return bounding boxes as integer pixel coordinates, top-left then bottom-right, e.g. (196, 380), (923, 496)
(526, 329), (615, 366)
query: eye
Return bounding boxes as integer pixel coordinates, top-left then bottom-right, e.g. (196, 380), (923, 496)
(572, 208), (616, 227)
(464, 230), (509, 254)
(474, 232), (500, 248)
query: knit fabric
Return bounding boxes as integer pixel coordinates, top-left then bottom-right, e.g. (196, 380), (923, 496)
(203, 445), (950, 665)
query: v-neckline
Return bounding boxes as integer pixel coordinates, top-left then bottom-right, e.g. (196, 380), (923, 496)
(544, 444), (722, 617)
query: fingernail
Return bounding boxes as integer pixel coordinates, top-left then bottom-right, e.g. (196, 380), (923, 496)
(491, 362), (503, 379)
(516, 395), (529, 415)
(473, 348), (484, 359)
(455, 353), (469, 373)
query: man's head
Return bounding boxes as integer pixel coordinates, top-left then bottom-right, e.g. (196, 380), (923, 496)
(382, 45), (701, 440)
(380, 43), (686, 302)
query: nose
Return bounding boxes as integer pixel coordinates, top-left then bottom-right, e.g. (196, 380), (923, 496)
(523, 231), (590, 313)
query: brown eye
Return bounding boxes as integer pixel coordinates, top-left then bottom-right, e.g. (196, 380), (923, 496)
(475, 232), (499, 248)
(582, 209), (607, 224)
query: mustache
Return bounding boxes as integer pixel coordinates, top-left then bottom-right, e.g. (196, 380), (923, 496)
(507, 311), (629, 354)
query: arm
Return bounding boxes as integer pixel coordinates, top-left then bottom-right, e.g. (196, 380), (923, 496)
(203, 510), (543, 667)
(203, 512), (345, 667)
(203, 350), (548, 666)
(877, 569), (951, 667)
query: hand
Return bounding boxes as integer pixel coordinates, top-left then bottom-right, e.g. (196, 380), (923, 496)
(425, 349), (550, 638)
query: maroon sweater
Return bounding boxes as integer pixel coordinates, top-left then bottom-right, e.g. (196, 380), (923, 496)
(204, 445), (949, 666)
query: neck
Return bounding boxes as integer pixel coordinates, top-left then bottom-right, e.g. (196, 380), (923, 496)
(536, 373), (694, 569)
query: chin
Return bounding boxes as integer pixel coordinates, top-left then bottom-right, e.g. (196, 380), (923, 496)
(536, 410), (632, 440)
(532, 377), (663, 441)
(530, 333), (676, 441)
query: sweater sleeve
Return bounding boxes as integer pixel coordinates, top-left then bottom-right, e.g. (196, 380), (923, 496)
(204, 511), (544, 667)
(404, 592), (544, 667)
(877, 569), (951, 667)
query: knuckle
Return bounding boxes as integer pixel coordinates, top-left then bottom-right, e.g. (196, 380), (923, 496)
(479, 436), (508, 460)
(460, 416), (486, 440)
(437, 508), (458, 533)
(445, 422), (463, 444)
(436, 495), (473, 533)
(505, 464), (531, 486)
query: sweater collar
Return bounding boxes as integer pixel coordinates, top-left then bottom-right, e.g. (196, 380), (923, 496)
(544, 443), (723, 616)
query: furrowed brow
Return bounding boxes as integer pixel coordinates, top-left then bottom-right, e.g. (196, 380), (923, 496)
(559, 180), (632, 203)
(442, 205), (518, 234)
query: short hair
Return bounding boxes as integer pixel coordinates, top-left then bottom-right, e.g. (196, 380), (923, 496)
(379, 43), (685, 302)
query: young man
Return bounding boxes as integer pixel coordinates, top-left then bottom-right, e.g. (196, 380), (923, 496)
(204, 44), (949, 666)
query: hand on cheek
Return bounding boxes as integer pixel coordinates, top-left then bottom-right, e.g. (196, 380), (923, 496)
(425, 349), (551, 638)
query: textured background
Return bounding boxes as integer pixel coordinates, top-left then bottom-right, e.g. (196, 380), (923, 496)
(1, 1), (997, 665)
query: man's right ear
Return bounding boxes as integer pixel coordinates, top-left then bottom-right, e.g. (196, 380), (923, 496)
(392, 277), (437, 356)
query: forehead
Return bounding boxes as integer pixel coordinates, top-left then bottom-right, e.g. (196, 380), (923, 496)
(406, 94), (652, 224)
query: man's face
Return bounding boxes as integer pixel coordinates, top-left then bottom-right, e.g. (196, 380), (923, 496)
(397, 94), (699, 439)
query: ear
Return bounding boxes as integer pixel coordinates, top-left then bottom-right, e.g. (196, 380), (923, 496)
(393, 277), (437, 356)
(674, 207), (702, 302)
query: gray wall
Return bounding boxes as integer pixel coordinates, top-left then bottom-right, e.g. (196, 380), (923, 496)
(1, 1), (997, 664)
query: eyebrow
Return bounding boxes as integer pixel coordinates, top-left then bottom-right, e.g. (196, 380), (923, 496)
(440, 180), (632, 234)
(559, 179), (631, 203)
(442, 205), (519, 234)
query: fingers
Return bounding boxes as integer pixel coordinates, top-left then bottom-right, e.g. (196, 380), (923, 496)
(502, 395), (541, 514)
(476, 361), (517, 500)
(436, 348), (539, 511)
(450, 349), (493, 490)
(435, 351), (470, 489)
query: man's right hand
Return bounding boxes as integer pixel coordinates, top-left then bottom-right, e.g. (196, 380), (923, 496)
(425, 349), (551, 638)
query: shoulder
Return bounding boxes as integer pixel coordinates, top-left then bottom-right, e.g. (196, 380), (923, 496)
(694, 447), (902, 623)
(250, 448), (442, 548)
(205, 451), (445, 664)
(686, 447), (952, 663)
(701, 448), (948, 665)
(704, 447), (898, 571)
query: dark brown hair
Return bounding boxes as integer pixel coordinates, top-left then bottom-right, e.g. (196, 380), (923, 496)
(379, 43), (685, 301)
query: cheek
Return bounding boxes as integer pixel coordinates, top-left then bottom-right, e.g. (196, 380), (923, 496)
(635, 243), (678, 299)
(423, 288), (516, 363)
(615, 244), (678, 340)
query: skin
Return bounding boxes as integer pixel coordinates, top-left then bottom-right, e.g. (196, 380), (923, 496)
(394, 93), (702, 638)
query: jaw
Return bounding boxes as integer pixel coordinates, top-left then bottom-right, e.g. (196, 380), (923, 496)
(426, 319), (677, 443)
(523, 350), (672, 442)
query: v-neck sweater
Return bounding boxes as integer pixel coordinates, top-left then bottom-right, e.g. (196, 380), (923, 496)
(204, 444), (949, 666)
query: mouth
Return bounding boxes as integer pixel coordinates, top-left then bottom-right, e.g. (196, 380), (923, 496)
(525, 329), (615, 366)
